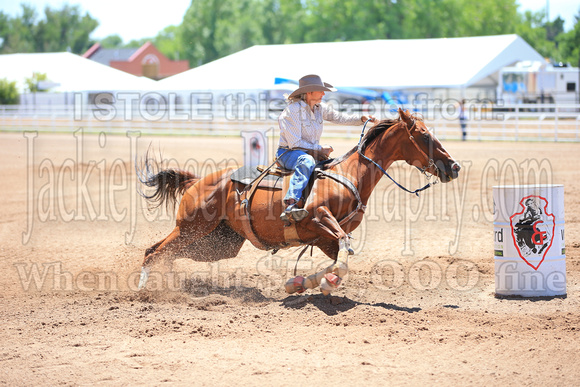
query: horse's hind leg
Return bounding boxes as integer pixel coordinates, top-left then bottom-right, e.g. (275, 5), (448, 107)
(138, 226), (186, 289)
(138, 215), (226, 289)
(145, 240), (164, 256)
(138, 239), (166, 288)
(138, 169), (236, 289)
(139, 178), (233, 289)
(142, 227), (185, 267)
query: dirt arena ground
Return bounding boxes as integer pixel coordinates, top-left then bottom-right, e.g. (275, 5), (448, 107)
(1, 130), (579, 386)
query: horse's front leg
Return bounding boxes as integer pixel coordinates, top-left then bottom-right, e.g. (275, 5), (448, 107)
(285, 206), (351, 295)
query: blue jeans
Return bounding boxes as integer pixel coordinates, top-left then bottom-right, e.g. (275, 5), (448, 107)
(276, 148), (316, 204)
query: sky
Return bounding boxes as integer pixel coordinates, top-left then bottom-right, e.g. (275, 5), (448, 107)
(0, 0), (579, 43)
(519, 0), (579, 29)
(0, 0), (192, 42)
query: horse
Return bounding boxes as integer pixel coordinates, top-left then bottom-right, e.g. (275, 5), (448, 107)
(136, 108), (460, 295)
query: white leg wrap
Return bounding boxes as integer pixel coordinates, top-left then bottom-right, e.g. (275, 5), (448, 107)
(303, 268), (330, 289)
(138, 266), (151, 290)
(285, 248), (349, 295)
(284, 269), (329, 294)
(284, 239), (351, 295)
(320, 249), (349, 295)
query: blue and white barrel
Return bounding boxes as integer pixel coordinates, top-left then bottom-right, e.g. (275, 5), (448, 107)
(493, 185), (566, 297)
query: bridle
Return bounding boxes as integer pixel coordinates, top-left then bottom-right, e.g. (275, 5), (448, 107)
(356, 118), (438, 197)
(405, 121), (440, 179)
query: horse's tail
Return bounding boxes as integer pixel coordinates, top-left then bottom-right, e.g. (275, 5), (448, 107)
(136, 149), (200, 210)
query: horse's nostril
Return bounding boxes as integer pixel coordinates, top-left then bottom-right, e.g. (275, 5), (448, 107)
(451, 162), (461, 172)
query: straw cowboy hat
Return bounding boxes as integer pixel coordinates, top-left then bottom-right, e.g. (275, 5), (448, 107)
(288, 74), (336, 98)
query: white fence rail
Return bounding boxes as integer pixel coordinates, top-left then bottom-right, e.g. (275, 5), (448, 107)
(1, 103), (579, 142)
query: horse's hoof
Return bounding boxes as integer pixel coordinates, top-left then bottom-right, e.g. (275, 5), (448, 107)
(325, 273), (342, 287)
(285, 276), (305, 294)
(320, 273), (341, 295)
(138, 266), (151, 290)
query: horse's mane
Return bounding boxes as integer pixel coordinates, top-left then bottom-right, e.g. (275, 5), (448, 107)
(323, 113), (424, 169)
(359, 118), (400, 153)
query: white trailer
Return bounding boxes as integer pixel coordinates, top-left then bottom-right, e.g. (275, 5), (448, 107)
(498, 61), (579, 104)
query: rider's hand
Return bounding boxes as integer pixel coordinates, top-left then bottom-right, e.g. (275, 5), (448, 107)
(321, 145), (334, 157)
(361, 115), (379, 124)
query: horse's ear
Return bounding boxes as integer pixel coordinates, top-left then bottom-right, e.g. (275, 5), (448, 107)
(398, 108), (413, 128)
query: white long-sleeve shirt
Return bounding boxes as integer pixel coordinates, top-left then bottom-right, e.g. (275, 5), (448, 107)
(278, 100), (362, 151)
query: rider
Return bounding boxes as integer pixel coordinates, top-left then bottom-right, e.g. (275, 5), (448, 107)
(277, 74), (377, 223)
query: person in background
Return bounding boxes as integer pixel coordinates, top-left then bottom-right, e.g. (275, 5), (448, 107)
(277, 74), (377, 223)
(458, 99), (468, 141)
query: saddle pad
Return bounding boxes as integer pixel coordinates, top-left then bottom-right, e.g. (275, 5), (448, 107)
(230, 165), (284, 189)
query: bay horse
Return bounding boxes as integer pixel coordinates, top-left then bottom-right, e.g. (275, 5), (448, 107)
(136, 108), (460, 294)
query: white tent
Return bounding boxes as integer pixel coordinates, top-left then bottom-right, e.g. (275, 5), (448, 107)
(0, 52), (156, 93)
(156, 34), (544, 91)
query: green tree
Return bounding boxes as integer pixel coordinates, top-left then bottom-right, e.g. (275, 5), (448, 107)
(556, 9), (580, 65)
(218, 0), (265, 54)
(0, 78), (20, 104)
(99, 34), (123, 48)
(545, 16), (565, 41)
(0, 4), (98, 54)
(180, 0), (228, 66)
(401, 0), (455, 39)
(35, 4), (98, 53)
(125, 37), (149, 48)
(180, 0), (266, 66)
(516, 10), (556, 59)
(302, 0), (403, 41)
(24, 72), (48, 93)
(0, 4), (37, 53)
(154, 25), (184, 61)
(260, 0), (309, 44)
(0, 12), (10, 51)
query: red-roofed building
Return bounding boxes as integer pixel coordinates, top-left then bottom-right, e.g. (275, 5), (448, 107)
(83, 42), (189, 80)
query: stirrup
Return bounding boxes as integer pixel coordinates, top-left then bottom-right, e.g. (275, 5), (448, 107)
(280, 204), (309, 223)
(290, 207), (309, 222)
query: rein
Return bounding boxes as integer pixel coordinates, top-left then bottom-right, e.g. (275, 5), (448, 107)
(357, 118), (437, 197)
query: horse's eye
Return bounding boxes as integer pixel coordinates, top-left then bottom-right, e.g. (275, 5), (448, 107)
(422, 134), (430, 144)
